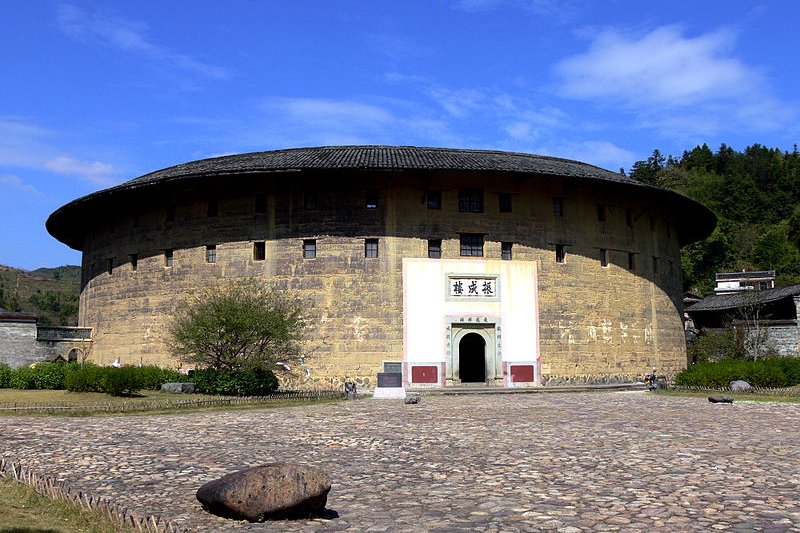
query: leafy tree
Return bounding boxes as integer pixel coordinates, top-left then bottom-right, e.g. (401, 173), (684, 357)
(168, 281), (311, 373)
(629, 142), (800, 293)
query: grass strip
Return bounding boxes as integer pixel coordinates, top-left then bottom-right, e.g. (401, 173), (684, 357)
(0, 475), (136, 533)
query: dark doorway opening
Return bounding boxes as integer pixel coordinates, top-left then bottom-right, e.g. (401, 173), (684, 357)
(459, 332), (486, 383)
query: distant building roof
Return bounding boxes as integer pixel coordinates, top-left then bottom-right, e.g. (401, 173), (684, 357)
(687, 283), (800, 313)
(0, 307), (37, 322)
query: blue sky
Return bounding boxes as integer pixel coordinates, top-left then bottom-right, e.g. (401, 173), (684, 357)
(2, 1), (799, 270)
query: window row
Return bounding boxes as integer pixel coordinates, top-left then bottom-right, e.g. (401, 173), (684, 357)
(150, 193), (670, 239)
(99, 239), (672, 276)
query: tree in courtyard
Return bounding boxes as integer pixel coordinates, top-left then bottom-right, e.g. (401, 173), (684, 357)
(168, 280), (311, 373)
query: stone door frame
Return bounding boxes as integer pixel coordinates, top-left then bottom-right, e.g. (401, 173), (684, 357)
(446, 319), (502, 386)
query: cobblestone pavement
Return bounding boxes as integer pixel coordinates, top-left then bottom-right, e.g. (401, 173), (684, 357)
(2, 391), (800, 532)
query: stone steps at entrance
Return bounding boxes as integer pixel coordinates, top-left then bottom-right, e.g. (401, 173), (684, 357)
(406, 382), (648, 395)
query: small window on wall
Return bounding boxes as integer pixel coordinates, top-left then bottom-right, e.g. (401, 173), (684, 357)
(427, 190), (441, 210)
(428, 239), (442, 259)
(255, 194), (267, 214)
(253, 241), (266, 261)
(164, 249), (173, 268)
(597, 204), (606, 222)
(600, 248), (608, 267)
(499, 193), (512, 213)
(208, 199), (218, 217)
(501, 242), (513, 260)
(460, 233), (484, 257)
(130, 254), (138, 272)
(365, 238), (379, 258)
(553, 198), (564, 217)
(107, 258), (114, 275)
(458, 188), (483, 213)
(555, 244), (566, 264)
(303, 239), (316, 259)
(206, 245), (217, 263)
(652, 256), (659, 275)
(365, 190), (379, 209)
(628, 252), (636, 271)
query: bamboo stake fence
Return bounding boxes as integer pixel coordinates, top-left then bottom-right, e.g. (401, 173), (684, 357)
(0, 458), (187, 532)
(0, 389), (345, 415)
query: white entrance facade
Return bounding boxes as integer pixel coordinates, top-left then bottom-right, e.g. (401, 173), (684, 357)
(402, 258), (540, 387)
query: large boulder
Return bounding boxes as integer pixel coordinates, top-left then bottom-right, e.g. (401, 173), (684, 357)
(196, 463), (331, 521)
(729, 380), (752, 392)
(160, 382), (196, 393)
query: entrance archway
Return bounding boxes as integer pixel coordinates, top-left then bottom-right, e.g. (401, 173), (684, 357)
(458, 333), (486, 383)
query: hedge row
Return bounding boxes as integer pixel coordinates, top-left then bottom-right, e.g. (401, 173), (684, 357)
(0, 362), (182, 396)
(675, 357), (800, 388)
(190, 368), (278, 396)
(0, 362), (279, 397)
(64, 364), (183, 396)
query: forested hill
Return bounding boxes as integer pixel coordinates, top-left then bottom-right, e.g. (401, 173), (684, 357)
(0, 265), (80, 325)
(628, 143), (800, 295)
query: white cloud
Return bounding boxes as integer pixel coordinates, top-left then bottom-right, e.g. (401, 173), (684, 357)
(0, 175), (41, 196)
(56, 4), (228, 80)
(253, 97), (455, 148)
(535, 141), (635, 171)
(554, 24), (796, 138)
(44, 157), (118, 186)
(0, 117), (121, 187)
(556, 25), (753, 106)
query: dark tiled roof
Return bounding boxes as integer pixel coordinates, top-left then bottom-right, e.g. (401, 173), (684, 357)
(47, 145), (717, 249)
(687, 284), (800, 313)
(127, 145), (638, 186)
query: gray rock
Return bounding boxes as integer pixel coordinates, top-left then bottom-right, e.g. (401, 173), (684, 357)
(404, 394), (421, 404)
(708, 395), (734, 404)
(729, 380), (752, 392)
(160, 382), (196, 393)
(196, 463), (331, 521)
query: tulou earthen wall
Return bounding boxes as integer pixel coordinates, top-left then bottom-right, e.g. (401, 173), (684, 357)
(77, 171), (686, 388)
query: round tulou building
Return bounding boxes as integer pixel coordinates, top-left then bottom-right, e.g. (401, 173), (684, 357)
(47, 146), (715, 389)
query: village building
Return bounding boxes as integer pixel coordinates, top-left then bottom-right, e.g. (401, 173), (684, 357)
(714, 270), (776, 294)
(46, 146), (715, 389)
(0, 307), (92, 368)
(686, 283), (800, 357)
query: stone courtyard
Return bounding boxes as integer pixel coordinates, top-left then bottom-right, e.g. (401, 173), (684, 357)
(2, 391), (799, 532)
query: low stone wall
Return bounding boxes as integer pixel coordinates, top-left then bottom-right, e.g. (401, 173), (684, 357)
(0, 459), (185, 533)
(765, 324), (800, 356)
(0, 322), (92, 368)
(0, 320), (38, 368)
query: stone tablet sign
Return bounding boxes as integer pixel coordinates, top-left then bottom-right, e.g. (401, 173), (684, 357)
(377, 372), (402, 388)
(447, 275), (499, 300)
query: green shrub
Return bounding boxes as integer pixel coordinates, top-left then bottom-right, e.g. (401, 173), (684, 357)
(64, 364), (105, 393)
(191, 368), (278, 396)
(9, 366), (36, 389)
(135, 365), (183, 390)
(101, 367), (142, 397)
(30, 362), (71, 390)
(676, 357), (800, 388)
(688, 330), (744, 363)
(0, 363), (11, 388)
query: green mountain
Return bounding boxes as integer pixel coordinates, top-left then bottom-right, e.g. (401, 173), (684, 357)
(0, 265), (80, 326)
